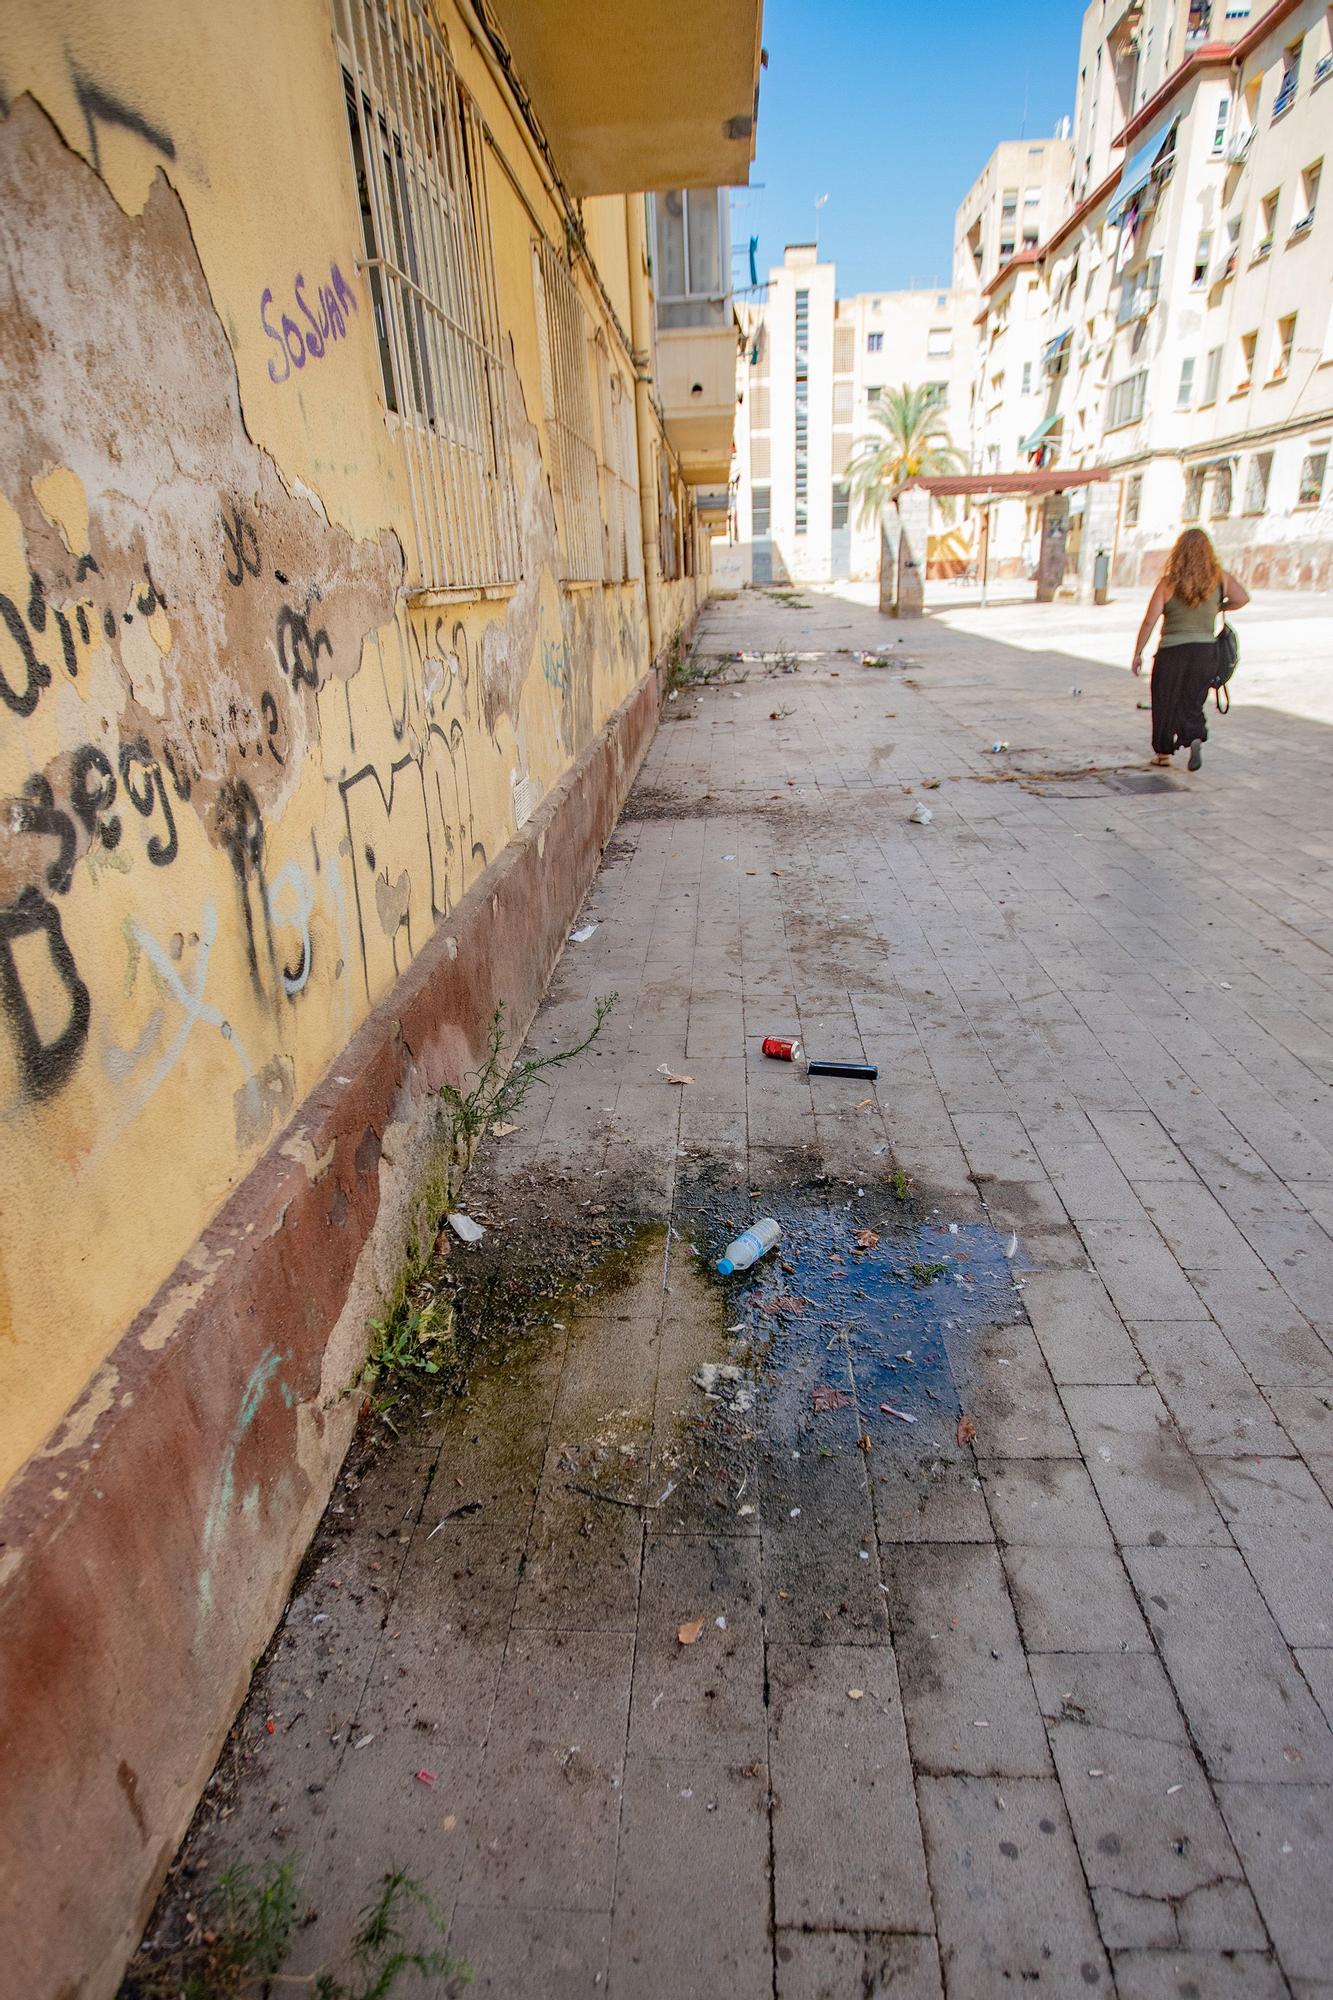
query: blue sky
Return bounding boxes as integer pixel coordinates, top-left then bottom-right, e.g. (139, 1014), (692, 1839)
(734, 0), (1083, 295)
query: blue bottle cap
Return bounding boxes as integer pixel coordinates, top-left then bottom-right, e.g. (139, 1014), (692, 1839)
(716, 1257), (735, 1276)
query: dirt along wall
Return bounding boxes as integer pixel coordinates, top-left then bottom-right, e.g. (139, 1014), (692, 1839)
(0, 3), (706, 1991)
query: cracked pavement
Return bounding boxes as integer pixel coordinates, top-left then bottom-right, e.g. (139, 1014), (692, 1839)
(139, 583), (1333, 2000)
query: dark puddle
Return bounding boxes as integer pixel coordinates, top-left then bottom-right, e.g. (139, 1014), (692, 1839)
(683, 1188), (1027, 1462)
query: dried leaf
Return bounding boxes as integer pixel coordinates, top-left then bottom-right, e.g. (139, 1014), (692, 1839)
(667, 1074), (694, 1087)
(756, 1294), (806, 1317)
(676, 1618), (705, 1646)
(853, 1229), (880, 1250)
(855, 1098), (874, 1110)
(811, 1384), (852, 1413)
(856, 1433), (873, 1452)
(490, 1121), (517, 1137)
(957, 1413), (978, 1448)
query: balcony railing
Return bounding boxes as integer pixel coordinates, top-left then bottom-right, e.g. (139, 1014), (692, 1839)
(1272, 69), (1298, 118)
(1224, 126), (1253, 164)
(1315, 51), (1333, 85)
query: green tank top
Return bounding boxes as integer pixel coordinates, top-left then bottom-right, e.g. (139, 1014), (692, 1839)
(1159, 586), (1221, 648)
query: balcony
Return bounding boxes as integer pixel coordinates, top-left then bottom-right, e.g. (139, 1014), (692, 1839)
(1224, 126), (1253, 165)
(1315, 51), (1333, 86)
(1272, 69), (1298, 120)
(487, 0), (763, 194)
(657, 323), (741, 484)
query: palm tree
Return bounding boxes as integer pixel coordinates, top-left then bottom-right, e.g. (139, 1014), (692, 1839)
(846, 385), (968, 527)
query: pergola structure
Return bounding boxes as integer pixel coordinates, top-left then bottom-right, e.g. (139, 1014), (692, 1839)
(884, 468), (1115, 614)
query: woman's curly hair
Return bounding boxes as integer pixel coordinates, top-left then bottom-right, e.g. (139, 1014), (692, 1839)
(1163, 527), (1223, 607)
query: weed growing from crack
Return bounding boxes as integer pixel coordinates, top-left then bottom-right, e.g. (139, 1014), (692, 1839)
(360, 996), (618, 1418)
(439, 996), (618, 1155)
(122, 1859), (468, 1999)
(891, 1169), (911, 1201)
(910, 1260), (950, 1286)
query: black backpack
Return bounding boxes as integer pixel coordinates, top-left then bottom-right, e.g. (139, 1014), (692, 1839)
(1212, 584), (1239, 711)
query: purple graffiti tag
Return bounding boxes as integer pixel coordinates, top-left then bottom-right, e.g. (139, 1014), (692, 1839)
(261, 262), (359, 385)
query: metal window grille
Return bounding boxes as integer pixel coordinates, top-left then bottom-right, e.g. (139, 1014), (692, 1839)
(751, 434), (772, 479)
(658, 453), (680, 580)
(334, 0), (521, 593)
(533, 236), (604, 581)
(593, 334), (643, 583)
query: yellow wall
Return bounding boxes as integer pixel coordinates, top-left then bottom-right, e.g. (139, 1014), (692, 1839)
(0, 0), (705, 1491)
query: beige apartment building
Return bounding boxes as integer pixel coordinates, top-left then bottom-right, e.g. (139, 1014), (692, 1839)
(727, 248), (975, 583)
(953, 137), (1076, 290)
(961, 0), (1332, 594)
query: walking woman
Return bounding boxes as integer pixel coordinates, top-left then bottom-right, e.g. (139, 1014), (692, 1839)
(1132, 528), (1249, 769)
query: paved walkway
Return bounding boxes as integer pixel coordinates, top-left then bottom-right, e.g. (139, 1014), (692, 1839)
(141, 586), (1333, 2000)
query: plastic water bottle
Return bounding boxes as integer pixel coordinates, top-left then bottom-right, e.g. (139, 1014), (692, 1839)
(717, 1218), (781, 1277)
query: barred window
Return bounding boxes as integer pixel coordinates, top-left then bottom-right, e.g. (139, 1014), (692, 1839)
(594, 334), (644, 582)
(334, 0), (521, 590)
(750, 434), (772, 479)
(533, 237), (603, 582)
(749, 383), (771, 429)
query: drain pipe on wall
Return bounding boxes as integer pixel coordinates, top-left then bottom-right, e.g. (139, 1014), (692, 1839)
(624, 195), (665, 672)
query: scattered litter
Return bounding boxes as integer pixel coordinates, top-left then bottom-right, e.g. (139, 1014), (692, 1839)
(738, 1504), (756, 1517)
(415, 1769), (436, 1786)
(880, 1404), (918, 1425)
(1167, 1784), (1183, 1795)
(790, 1507), (801, 1519)
(715, 1616), (728, 1630)
(859, 1550), (870, 1560)
(657, 1064), (694, 1085)
(909, 803), (933, 825)
(355, 1733), (375, 1750)
(265, 1718), (276, 1736)
(1070, 687), (1083, 697)
(847, 1688), (865, 1701)
(1219, 980), (1231, 990)
(762, 1036), (803, 1062)
(721, 853), (736, 861)
(987, 742), (1009, 754)
(957, 1413), (978, 1448)
(811, 1384), (853, 1412)
(570, 923), (598, 943)
(677, 1619), (705, 1646)
(490, 1121), (517, 1138)
(717, 1218), (781, 1275)
(1004, 1231), (1018, 1260)
(693, 1362), (755, 1415)
(808, 1059), (878, 1080)
(855, 1097), (874, 1110)
(311, 1613), (330, 1624)
(1088, 1768), (1105, 1778)
(853, 1228), (880, 1250)
(974, 1719), (990, 1728)
(447, 1212), (485, 1245)
(923, 777), (941, 790)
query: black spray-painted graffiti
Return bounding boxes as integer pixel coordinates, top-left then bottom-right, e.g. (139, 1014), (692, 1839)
(261, 264), (359, 385)
(0, 888), (91, 1101)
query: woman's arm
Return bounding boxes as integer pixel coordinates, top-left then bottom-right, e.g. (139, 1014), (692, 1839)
(1221, 569), (1250, 610)
(1132, 581), (1167, 674)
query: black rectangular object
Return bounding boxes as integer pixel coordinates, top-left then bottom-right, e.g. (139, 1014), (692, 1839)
(807, 1060), (879, 1080)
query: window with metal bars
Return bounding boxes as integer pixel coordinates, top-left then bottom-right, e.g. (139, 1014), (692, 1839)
(593, 333), (644, 583)
(334, 0), (520, 592)
(533, 237), (604, 582)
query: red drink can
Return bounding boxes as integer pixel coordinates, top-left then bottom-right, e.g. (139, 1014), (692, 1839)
(762, 1036), (803, 1062)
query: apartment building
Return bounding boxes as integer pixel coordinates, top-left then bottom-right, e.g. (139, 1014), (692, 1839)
(0, 2), (762, 1992)
(968, 250), (1059, 572)
(953, 137), (1076, 291)
(730, 248), (976, 583)
(961, 0), (1332, 594)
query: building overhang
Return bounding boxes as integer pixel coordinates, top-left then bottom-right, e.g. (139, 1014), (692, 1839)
(483, 0), (765, 194)
(1112, 44), (1231, 148)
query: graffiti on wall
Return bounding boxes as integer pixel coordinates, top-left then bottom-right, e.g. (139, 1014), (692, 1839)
(261, 264), (359, 384)
(0, 98), (401, 1130)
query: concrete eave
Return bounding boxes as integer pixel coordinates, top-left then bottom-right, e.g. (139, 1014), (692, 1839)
(484, 0), (764, 193)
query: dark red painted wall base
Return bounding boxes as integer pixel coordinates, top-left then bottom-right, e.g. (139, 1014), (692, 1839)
(0, 656), (669, 2000)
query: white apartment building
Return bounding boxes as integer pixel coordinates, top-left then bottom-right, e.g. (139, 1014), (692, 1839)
(962, 0), (1332, 594)
(729, 247), (976, 583)
(953, 138), (1076, 291)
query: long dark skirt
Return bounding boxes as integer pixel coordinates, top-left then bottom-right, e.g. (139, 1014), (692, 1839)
(1151, 641), (1215, 756)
